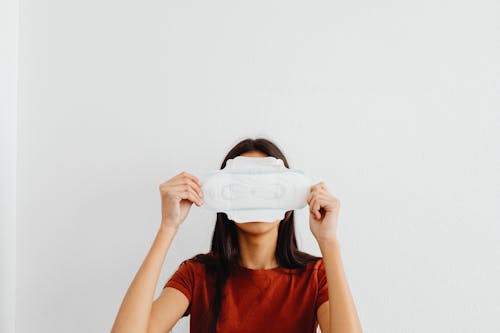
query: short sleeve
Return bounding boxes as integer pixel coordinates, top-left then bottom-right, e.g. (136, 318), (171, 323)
(315, 259), (329, 311)
(163, 260), (195, 316)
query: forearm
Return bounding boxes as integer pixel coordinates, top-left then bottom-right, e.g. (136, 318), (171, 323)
(319, 239), (363, 333)
(111, 224), (178, 333)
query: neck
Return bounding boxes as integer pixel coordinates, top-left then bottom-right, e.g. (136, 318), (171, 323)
(237, 224), (279, 269)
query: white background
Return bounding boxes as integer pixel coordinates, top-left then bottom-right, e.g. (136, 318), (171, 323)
(1, 0), (18, 332)
(2, 0), (500, 332)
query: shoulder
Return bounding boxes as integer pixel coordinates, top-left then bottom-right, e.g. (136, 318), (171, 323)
(302, 258), (326, 282)
(311, 257), (324, 268)
(302, 257), (324, 272)
(177, 252), (215, 275)
(312, 258), (327, 285)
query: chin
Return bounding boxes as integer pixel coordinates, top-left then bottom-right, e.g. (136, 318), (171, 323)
(234, 220), (280, 235)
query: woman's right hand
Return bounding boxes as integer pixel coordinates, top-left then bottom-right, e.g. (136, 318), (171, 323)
(158, 171), (204, 230)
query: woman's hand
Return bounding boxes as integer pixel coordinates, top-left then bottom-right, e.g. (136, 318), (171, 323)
(158, 171), (204, 230)
(307, 181), (341, 245)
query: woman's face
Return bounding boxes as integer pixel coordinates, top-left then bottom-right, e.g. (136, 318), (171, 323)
(232, 150), (281, 235)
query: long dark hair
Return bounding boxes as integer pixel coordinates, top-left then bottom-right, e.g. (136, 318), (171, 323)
(188, 137), (320, 332)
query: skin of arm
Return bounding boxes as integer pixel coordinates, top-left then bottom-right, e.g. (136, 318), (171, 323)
(308, 182), (363, 333)
(111, 225), (188, 333)
(316, 239), (362, 333)
(110, 172), (204, 333)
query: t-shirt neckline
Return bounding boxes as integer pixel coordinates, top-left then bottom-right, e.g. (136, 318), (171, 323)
(237, 264), (287, 274)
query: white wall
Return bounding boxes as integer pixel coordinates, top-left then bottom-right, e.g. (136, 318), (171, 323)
(0, 0), (18, 332)
(16, 1), (500, 332)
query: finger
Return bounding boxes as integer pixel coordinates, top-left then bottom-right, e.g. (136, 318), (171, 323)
(184, 185), (203, 205)
(308, 197), (315, 214)
(316, 186), (330, 197)
(180, 189), (202, 207)
(310, 184), (320, 192)
(176, 184), (203, 206)
(310, 185), (325, 195)
(171, 176), (203, 196)
(311, 182), (326, 190)
(182, 178), (203, 198)
(316, 194), (337, 212)
(315, 196), (330, 218)
(309, 197), (320, 220)
(307, 190), (317, 204)
(308, 188), (327, 203)
(308, 190), (325, 204)
(177, 171), (203, 187)
(313, 198), (322, 219)
(177, 189), (193, 203)
(313, 188), (328, 198)
(187, 173), (203, 187)
(309, 197), (316, 213)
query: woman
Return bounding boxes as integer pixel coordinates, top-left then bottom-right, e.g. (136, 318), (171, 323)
(111, 138), (362, 333)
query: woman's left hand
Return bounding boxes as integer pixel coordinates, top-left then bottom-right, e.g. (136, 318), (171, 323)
(307, 182), (341, 244)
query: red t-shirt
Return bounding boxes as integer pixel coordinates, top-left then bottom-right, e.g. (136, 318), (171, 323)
(163, 254), (329, 332)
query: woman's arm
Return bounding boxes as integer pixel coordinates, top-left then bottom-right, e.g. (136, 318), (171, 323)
(110, 225), (180, 333)
(317, 239), (362, 333)
(110, 172), (204, 333)
(308, 182), (363, 333)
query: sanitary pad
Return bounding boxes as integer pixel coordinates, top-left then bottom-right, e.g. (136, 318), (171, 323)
(200, 156), (315, 223)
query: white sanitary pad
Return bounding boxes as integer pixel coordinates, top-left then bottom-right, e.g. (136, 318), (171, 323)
(200, 156), (315, 223)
